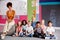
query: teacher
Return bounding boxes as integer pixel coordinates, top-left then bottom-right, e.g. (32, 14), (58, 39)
(1, 2), (15, 39)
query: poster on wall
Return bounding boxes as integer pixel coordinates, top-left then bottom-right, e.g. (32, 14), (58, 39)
(27, 0), (39, 21)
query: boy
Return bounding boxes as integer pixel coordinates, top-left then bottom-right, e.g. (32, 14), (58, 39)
(26, 21), (34, 37)
(34, 21), (42, 38)
(46, 21), (56, 39)
(31, 17), (36, 29)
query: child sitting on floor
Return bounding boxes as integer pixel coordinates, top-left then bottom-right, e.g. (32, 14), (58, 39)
(26, 21), (34, 37)
(13, 20), (23, 37)
(41, 19), (46, 39)
(34, 21), (42, 38)
(21, 20), (27, 36)
(46, 21), (56, 39)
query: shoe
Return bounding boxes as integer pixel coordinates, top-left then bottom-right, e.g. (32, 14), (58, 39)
(1, 34), (5, 40)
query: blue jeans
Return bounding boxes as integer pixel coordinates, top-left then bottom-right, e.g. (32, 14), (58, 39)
(27, 34), (33, 37)
(46, 34), (56, 39)
(19, 33), (23, 37)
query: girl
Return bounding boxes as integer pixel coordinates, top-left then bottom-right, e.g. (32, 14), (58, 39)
(41, 19), (46, 39)
(13, 20), (23, 37)
(21, 20), (27, 36)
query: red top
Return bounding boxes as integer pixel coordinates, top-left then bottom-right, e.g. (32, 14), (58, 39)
(16, 26), (22, 33)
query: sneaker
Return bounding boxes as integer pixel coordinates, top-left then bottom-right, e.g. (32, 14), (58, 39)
(1, 34), (5, 39)
(45, 37), (50, 39)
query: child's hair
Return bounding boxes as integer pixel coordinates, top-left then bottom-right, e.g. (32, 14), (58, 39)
(28, 21), (31, 23)
(21, 20), (27, 26)
(41, 19), (45, 23)
(36, 21), (40, 28)
(48, 20), (52, 24)
(36, 21), (40, 25)
(7, 2), (12, 8)
(48, 21), (52, 26)
(17, 20), (21, 26)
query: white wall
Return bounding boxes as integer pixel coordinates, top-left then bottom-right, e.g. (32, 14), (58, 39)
(0, 0), (27, 15)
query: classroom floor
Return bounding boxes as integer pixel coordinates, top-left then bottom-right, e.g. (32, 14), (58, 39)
(0, 29), (60, 40)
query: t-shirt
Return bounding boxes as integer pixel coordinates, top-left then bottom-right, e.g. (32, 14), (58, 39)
(46, 27), (55, 34)
(35, 27), (42, 33)
(26, 26), (34, 34)
(22, 25), (27, 31)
